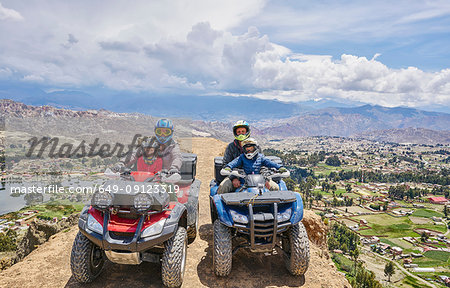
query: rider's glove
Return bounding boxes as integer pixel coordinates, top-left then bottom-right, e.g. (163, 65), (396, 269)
(278, 167), (288, 173)
(168, 168), (179, 175)
(112, 163), (125, 173)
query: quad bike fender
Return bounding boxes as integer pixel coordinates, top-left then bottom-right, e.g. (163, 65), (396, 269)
(278, 179), (288, 191)
(165, 202), (187, 228)
(290, 192), (304, 225)
(212, 194), (233, 227)
(77, 205), (90, 230)
(185, 179), (201, 226)
(209, 180), (219, 197)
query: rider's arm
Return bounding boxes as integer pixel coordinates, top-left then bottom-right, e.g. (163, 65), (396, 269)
(168, 143), (182, 171)
(121, 149), (142, 168)
(222, 142), (235, 167)
(226, 154), (243, 170)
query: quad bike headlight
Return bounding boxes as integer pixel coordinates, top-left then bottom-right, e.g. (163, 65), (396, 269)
(92, 191), (113, 209)
(134, 193), (152, 213)
(87, 214), (103, 234)
(277, 208), (292, 222)
(141, 219), (166, 238)
(230, 209), (248, 224)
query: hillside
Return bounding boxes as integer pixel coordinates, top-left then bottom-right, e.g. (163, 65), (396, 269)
(2, 99), (449, 145)
(354, 127), (450, 145)
(0, 138), (350, 288)
(257, 105), (450, 137)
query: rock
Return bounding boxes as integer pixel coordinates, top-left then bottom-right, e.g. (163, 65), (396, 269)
(1, 213), (79, 270)
(302, 210), (327, 247)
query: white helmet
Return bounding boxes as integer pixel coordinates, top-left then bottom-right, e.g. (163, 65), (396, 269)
(241, 138), (258, 160)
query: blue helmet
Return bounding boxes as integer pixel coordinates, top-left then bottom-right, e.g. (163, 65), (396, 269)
(155, 118), (174, 144)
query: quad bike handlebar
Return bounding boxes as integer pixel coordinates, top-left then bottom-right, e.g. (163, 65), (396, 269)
(104, 168), (181, 183)
(220, 167), (290, 180)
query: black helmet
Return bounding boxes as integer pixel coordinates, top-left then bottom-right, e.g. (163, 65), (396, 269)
(141, 136), (158, 149)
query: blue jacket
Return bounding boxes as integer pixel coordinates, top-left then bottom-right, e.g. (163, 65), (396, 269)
(226, 153), (281, 175)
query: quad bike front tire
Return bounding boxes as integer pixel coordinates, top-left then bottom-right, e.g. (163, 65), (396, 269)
(187, 203), (199, 244)
(161, 226), (187, 288)
(283, 221), (310, 276)
(70, 231), (105, 283)
(213, 219), (232, 276)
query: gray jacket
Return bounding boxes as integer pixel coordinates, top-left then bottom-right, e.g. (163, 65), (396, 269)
(158, 140), (182, 171)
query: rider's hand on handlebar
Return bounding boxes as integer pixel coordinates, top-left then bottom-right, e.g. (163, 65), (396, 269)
(112, 163), (125, 173)
(220, 167), (232, 176)
(278, 167), (287, 173)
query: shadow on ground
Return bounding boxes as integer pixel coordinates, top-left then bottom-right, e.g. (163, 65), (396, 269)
(64, 254), (164, 288)
(196, 224), (305, 288)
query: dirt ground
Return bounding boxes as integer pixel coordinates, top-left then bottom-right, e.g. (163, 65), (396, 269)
(408, 216), (431, 225)
(0, 138), (350, 288)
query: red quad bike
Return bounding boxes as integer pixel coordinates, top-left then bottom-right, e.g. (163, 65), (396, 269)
(70, 153), (200, 288)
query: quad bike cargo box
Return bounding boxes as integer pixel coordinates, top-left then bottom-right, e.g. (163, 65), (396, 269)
(180, 153), (197, 180)
(214, 156), (225, 183)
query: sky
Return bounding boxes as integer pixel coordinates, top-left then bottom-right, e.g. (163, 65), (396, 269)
(1, 0), (450, 111)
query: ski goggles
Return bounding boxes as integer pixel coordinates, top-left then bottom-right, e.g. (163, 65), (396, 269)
(244, 145), (256, 153)
(155, 127), (173, 137)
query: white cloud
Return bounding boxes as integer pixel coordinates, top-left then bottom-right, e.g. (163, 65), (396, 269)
(252, 53), (450, 107)
(0, 2), (23, 21)
(242, 1), (450, 42)
(0, 0), (449, 109)
(23, 74), (44, 82)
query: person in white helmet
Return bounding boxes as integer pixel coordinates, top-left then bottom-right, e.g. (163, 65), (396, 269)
(217, 138), (287, 194)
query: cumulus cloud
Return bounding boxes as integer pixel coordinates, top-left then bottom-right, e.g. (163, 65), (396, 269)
(61, 33), (79, 49)
(242, 0), (450, 43)
(0, 0), (449, 109)
(99, 41), (140, 52)
(0, 2), (23, 21)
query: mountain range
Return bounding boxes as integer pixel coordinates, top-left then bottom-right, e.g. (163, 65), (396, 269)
(1, 99), (449, 145)
(255, 105), (450, 138)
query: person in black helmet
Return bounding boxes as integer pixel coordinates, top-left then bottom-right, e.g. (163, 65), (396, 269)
(222, 120), (251, 167)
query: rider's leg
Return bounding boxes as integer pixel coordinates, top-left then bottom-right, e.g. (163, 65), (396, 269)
(217, 177), (233, 194)
(268, 179), (279, 191)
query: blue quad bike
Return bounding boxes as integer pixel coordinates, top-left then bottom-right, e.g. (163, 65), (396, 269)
(209, 156), (310, 277)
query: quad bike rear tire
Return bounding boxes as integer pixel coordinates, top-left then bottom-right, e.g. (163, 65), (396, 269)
(70, 231), (105, 283)
(283, 222), (310, 276)
(187, 203), (199, 244)
(161, 226), (187, 288)
(213, 219), (232, 276)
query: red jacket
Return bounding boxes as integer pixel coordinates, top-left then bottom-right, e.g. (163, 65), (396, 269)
(137, 156), (163, 173)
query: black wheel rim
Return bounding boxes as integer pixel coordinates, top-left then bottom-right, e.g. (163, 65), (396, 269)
(90, 245), (103, 271)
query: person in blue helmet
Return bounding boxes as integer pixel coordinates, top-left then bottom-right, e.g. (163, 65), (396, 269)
(154, 118), (182, 173)
(217, 138), (287, 194)
(114, 119), (182, 174)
